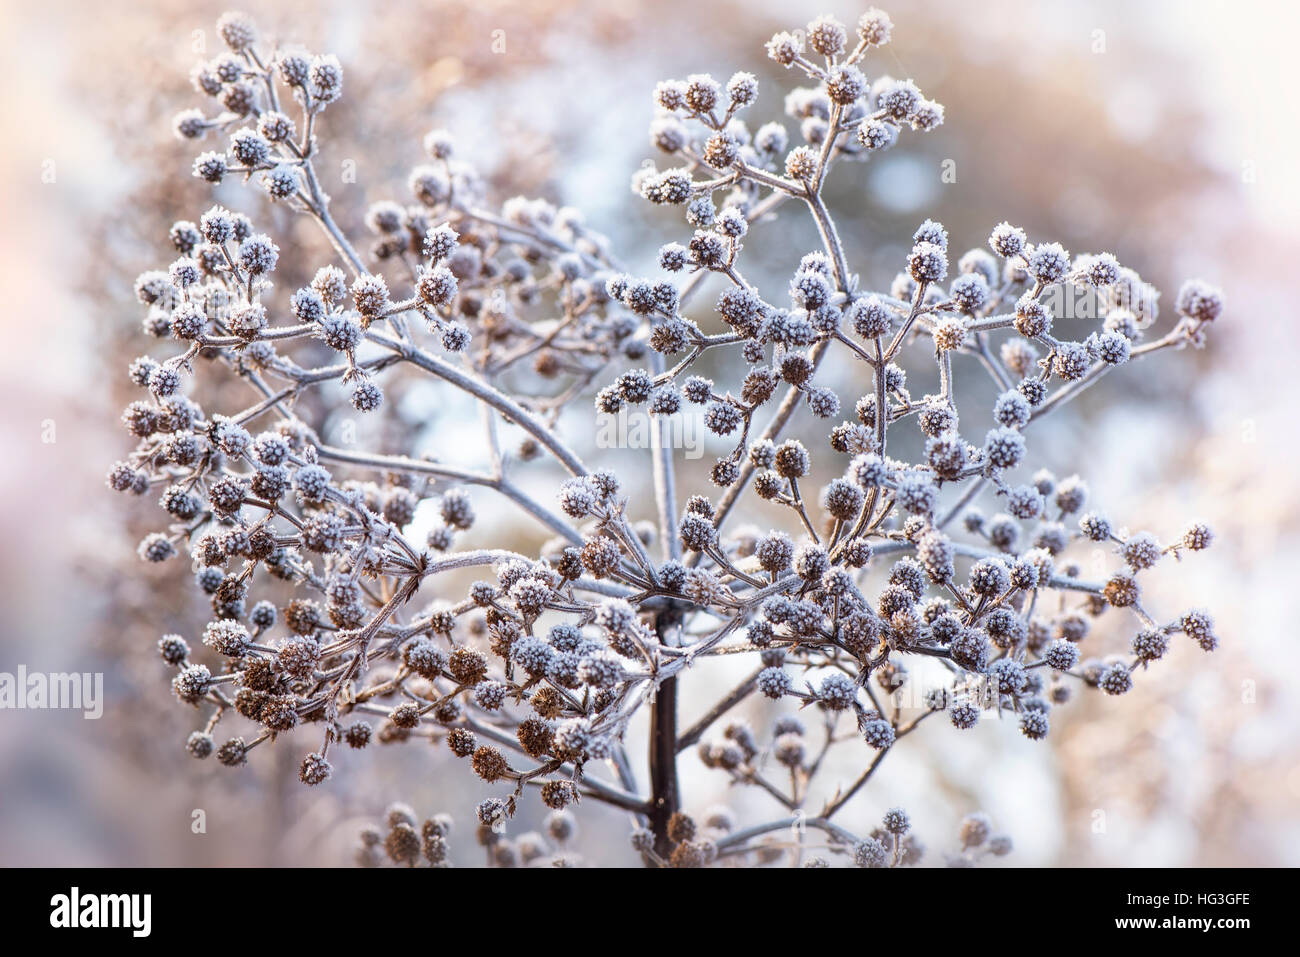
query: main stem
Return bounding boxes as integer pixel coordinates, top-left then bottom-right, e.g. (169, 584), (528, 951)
(647, 612), (682, 861)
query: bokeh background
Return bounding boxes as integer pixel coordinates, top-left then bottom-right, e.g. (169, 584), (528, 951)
(1, 0), (1297, 865)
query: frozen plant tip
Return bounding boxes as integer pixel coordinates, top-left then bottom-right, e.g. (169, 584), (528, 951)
(112, 9), (1224, 867)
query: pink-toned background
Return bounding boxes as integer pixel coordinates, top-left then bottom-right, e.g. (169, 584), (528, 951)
(0, 0), (1296, 865)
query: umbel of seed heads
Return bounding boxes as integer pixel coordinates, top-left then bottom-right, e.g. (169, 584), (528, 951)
(355, 798), (1012, 869)
(109, 8), (1224, 867)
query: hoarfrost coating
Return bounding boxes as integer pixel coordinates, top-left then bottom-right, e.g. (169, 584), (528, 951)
(111, 8), (1224, 867)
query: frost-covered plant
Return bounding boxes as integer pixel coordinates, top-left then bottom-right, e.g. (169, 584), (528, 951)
(111, 9), (1224, 867)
